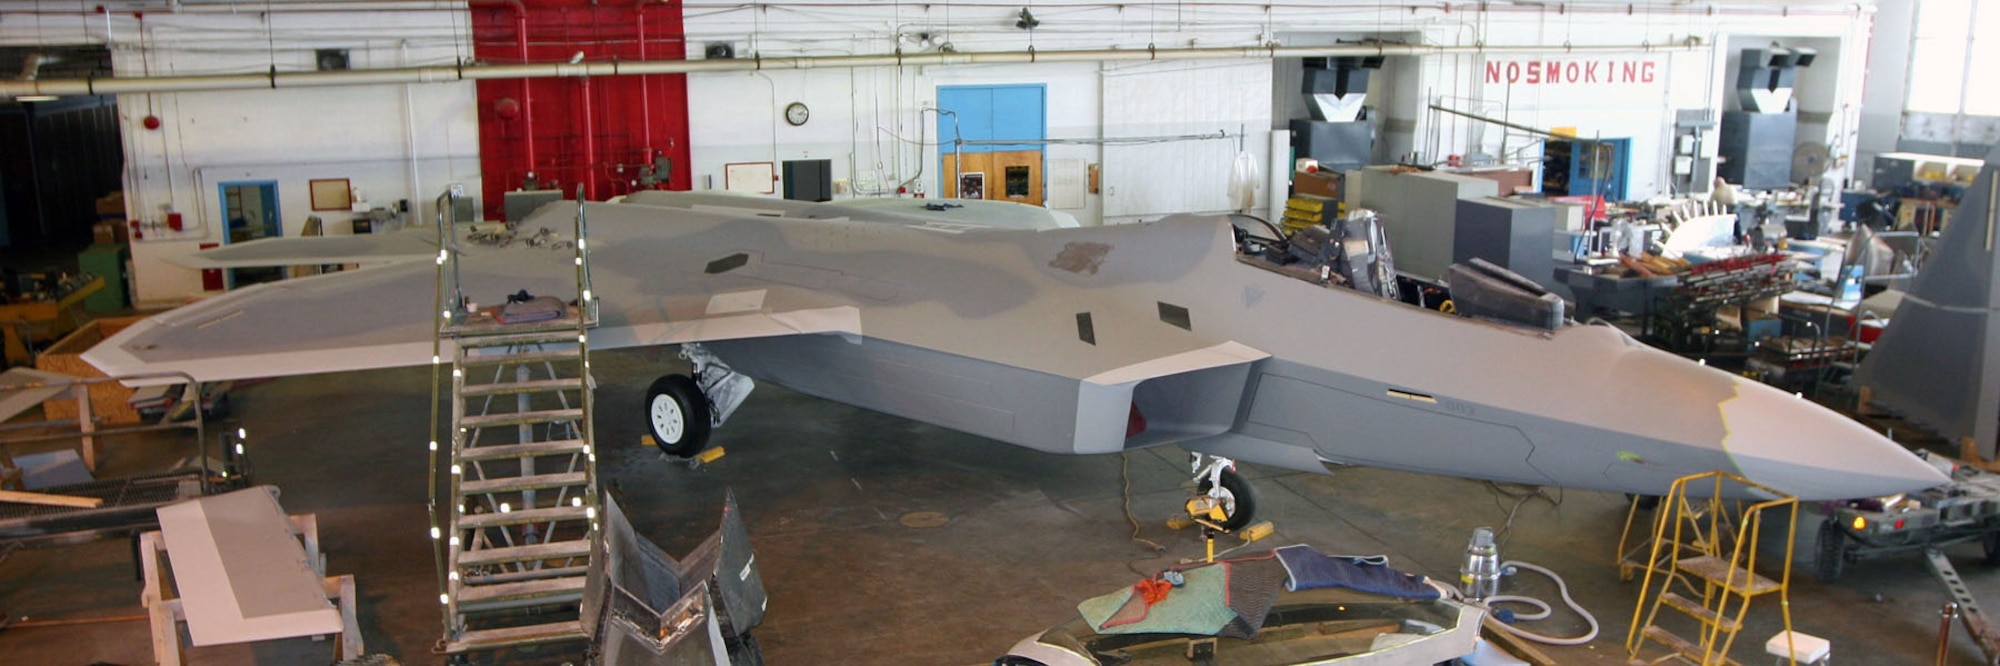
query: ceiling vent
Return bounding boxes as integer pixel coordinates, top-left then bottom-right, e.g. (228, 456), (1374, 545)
(704, 42), (736, 60)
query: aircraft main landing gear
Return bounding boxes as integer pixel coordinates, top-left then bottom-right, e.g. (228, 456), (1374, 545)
(643, 343), (755, 458)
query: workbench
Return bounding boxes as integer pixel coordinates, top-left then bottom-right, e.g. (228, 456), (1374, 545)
(1, 276), (104, 366)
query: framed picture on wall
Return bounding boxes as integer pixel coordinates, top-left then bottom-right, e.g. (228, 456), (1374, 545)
(309, 179), (352, 211)
(958, 172), (985, 200)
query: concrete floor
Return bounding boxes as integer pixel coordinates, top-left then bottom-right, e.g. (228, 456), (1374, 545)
(1, 346), (1987, 664)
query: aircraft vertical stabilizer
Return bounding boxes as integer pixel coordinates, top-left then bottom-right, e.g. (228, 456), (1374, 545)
(1856, 146), (2000, 460)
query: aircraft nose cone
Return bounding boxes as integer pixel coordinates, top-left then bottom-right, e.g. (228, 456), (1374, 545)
(1720, 379), (1949, 501)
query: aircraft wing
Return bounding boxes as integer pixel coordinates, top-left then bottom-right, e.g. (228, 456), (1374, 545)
(87, 201), (1264, 393)
(166, 231), (441, 269)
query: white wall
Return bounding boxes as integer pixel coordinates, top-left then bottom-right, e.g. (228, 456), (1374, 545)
(680, 1), (1875, 209)
(3, 0), (1879, 299)
(2, 9), (479, 306)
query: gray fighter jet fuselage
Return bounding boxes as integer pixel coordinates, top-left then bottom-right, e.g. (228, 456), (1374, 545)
(86, 194), (1948, 506)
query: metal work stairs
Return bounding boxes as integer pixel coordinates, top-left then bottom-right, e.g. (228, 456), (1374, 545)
(427, 186), (600, 656)
(1625, 471), (1799, 666)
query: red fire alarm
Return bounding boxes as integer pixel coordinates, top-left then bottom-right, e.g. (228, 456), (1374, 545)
(166, 212), (184, 231)
(142, 115), (162, 130)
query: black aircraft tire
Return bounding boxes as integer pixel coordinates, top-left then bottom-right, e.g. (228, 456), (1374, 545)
(646, 374), (711, 457)
(1815, 519), (1848, 583)
(1196, 466), (1259, 532)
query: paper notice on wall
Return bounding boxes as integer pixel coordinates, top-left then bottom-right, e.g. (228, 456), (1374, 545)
(1048, 158), (1086, 210)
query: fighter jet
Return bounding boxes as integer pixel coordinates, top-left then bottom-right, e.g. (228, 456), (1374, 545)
(86, 191), (1947, 528)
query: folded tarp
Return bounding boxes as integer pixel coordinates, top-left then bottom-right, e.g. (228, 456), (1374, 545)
(1078, 563), (1236, 636)
(1273, 544), (1439, 599)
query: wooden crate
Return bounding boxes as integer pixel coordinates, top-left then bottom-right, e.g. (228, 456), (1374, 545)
(36, 316), (147, 425)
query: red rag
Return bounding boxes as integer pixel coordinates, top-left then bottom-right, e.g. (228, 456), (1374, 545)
(1133, 578), (1172, 606)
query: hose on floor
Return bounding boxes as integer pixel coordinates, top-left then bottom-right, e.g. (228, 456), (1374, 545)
(1445, 560), (1601, 646)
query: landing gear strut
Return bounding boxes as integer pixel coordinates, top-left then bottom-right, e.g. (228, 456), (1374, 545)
(643, 344), (755, 458)
(1187, 453), (1258, 532)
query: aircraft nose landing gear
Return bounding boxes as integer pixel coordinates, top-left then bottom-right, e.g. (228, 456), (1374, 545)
(643, 343), (755, 458)
(1186, 453), (1258, 532)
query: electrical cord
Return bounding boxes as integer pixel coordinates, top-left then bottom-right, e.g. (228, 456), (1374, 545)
(1120, 451), (1167, 556)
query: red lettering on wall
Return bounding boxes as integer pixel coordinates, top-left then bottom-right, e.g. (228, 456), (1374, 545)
(1487, 59), (1664, 86)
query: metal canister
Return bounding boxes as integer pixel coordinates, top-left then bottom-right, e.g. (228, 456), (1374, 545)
(1460, 526), (1500, 602)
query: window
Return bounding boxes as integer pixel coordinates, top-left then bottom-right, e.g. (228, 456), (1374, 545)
(1968, 2), (2000, 115)
(1908, 0), (1996, 116)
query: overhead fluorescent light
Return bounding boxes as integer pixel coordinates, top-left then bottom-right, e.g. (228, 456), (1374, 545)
(16, 95), (59, 102)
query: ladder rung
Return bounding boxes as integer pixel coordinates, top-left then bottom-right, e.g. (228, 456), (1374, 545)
(459, 408), (583, 430)
(465, 565), (590, 586)
(458, 538), (592, 568)
(1676, 556), (1781, 596)
(459, 439), (589, 462)
(461, 378), (585, 397)
(446, 620), (588, 654)
(1659, 592), (1741, 633)
(1641, 625), (1728, 666)
(459, 349), (581, 366)
(455, 330), (584, 348)
(461, 472), (589, 496)
(455, 575), (586, 608)
(458, 505), (588, 530)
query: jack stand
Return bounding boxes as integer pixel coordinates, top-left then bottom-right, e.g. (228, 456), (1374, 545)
(1193, 518), (1226, 563)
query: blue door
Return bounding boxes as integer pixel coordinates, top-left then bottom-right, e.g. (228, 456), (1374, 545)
(218, 181), (282, 287)
(937, 85), (1046, 200)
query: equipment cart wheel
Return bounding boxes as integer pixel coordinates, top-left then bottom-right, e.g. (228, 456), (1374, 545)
(646, 374), (711, 457)
(1815, 518), (1849, 583)
(1196, 466), (1259, 532)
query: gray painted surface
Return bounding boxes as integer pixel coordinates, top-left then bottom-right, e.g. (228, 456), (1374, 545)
(1857, 146), (2000, 459)
(88, 191), (1946, 501)
(1344, 167), (1498, 281)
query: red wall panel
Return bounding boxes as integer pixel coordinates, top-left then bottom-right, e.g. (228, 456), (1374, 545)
(471, 0), (690, 219)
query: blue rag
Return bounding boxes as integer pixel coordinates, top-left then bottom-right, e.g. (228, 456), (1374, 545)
(1272, 544), (1439, 598)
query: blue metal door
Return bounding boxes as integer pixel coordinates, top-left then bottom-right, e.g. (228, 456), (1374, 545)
(937, 85), (1046, 196)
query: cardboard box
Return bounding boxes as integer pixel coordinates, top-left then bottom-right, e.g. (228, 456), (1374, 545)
(1293, 171), (1341, 200)
(94, 191), (125, 218)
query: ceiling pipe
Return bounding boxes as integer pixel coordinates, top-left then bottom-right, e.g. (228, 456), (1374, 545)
(5, 0), (1852, 17)
(0, 41), (1703, 98)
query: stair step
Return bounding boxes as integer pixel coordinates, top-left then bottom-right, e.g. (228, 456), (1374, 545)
(459, 439), (589, 462)
(461, 378), (585, 397)
(1660, 592), (1741, 633)
(1641, 625), (1734, 666)
(455, 330), (584, 349)
(1676, 556), (1781, 596)
(455, 575), (587, 609)
(461, 472), (589, 496)
(459, 408), (583, 430)
(459, 349), (581, 366)
(458, 538), (593, 568)
(445, 620), (588, 654)
(458, 505), (588, 530)
(465, 565), (591, 586)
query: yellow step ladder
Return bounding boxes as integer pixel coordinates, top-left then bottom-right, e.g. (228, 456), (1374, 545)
(1625, 471), (1800, 666)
